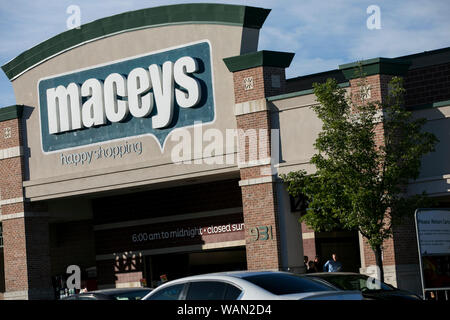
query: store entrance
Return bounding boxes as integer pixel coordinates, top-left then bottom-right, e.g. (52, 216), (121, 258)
(315, 230), (361, 273)
(145, 247), (247, 287)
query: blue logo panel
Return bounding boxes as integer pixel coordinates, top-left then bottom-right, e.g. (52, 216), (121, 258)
(38, 41), (214, 152)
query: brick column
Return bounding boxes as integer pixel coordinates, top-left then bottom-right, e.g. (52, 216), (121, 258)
(301, 222), (317, 263)
(0, 105), (53, 300)
(224, 51), (303, 271)
(339, 58), (421, 293)
(348, 72), (397, 283)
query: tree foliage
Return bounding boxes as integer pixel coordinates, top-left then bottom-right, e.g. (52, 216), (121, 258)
(281, 75), (438, 253)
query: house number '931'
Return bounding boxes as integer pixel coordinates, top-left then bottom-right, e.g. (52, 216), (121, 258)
(249, 226), (273, 241)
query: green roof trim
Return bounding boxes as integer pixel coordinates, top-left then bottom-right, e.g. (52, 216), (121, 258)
(0, 105), (24, 122)
(223, 50), (295, 72)
(267, 82), (350, 102)
(339, 58), (412, 80)
(396, 47), (450, 69)
(1, 3), (271, 81)
(407, 100), (450, 111)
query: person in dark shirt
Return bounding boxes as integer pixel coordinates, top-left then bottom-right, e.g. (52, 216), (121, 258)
(313, 256), (322, 272)
(306, 261), (316, 273)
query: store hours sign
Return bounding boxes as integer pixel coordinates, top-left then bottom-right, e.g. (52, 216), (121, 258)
(38, 40), (215, 152)
(94, 213), (245, 255)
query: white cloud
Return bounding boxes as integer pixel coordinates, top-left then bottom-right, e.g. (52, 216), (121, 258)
(259, 26), (304, 52)
(350, 28), (450, 60)
(349, 0), (450, 59)
(287, 57), (345, 78)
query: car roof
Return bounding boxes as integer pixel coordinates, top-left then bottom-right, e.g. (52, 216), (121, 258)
(151, 270), (324, 289)
(184, 270), (294, 279)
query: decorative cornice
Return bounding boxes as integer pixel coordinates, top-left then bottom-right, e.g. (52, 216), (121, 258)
(0, 197), (24, 206)
(235, 98), (268, 116)
(0, 211), (49, 221)
(0, 146), (24, 160)
(238, 175), (276, 186)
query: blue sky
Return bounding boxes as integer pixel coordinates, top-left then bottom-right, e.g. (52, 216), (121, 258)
(1, 0), (450, 106)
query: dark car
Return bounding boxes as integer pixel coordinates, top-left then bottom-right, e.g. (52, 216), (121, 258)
(61, 287), (153, 300)
(304, 272), (422, 300)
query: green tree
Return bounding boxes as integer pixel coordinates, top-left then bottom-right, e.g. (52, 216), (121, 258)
(281, 75), (438, 281)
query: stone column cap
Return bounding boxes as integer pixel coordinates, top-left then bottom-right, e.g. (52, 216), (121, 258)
(0, 105), (23, 122)
(339, 57), (411, 79)
(223, 50), (295, 73)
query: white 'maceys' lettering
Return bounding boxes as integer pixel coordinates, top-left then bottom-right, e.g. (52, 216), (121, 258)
(46, 56), (201, 134)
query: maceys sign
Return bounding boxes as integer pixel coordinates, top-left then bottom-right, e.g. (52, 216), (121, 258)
(38, 40), (215, 152)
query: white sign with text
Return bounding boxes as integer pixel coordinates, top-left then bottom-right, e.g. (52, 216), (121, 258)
(416, 209), (450, 255)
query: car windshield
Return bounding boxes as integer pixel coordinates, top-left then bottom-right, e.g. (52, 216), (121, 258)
(242, 273), (336, 295)
(311, 274), (394, 291)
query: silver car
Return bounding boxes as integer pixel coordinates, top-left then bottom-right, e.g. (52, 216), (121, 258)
(61, 287), (153, 300)
(142, 271), (364, 300)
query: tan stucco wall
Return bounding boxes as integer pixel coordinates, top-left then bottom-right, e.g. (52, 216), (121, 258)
(270, 93), (321, 175)
(412, 105), (450, 178)
(408, 104), (450, 197)
(273, 94), (450, 198)
(11, 24), (258, 200)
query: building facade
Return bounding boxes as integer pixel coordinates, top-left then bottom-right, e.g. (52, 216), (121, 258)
(0, 3), (449, 299)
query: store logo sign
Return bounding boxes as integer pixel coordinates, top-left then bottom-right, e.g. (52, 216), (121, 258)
(38, 41), (215, 152)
